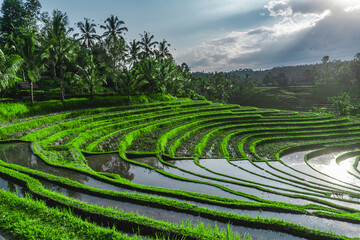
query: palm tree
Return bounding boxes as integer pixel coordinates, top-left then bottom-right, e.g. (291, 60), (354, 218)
(13, 27), (45, 103)
(127, 39), (140, 68)
(0, 49), (23, 94)
(157, 58), (178, 94)
(103, 38), (127, 92)
(100, 15), (128, 43)
(74, 54), (105, 99)
(43, 10), (78, 102)
(139, 31), (158, 59)
(100, 15), (128, 92)
(120, 68), (147, 103)
(75, 18), (99, 49)
(156, 39), (171, 61)
(136, 57), (159, 92)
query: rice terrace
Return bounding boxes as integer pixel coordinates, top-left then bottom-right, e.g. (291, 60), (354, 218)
(1, 97), (360, 240)
(2, 0), (360, 239)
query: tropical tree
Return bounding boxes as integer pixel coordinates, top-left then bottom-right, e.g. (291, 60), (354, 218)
(12, 27), (45, 103)
(322, 56), (329, 64)
(136, 57), (159, 92)
(157, 58), (180, 95)
(139, 31), (158, 59)
(99, 15), (128, 92)
(100, 15), (128, 43)
(120, 68), (147, 103)
(0, 0), (25, 44)
(0, 0), (41, 44)
(75, 18), (99, 49)
(43, 10), (78, 101)
(103, 38), (127, 92)
(354, 52), (360, 82)
(355, 52), (360, 61)
(0, 48), (23, 94)
(156, 39), (171, 61)
(127, 39), (141, 68)
(329, 92), (351, 116)
(74, 54), (105, 99)
(23, 0), (41, 25)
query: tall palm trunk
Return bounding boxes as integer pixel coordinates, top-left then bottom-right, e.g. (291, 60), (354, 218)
(60, 61), (65, 102)
(114, 79), (118, 92)
(90, 86), (94, 100)
(30, 80), (34, 104)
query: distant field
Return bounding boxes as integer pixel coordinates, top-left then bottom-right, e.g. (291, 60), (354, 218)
(236, 85), (346, 111)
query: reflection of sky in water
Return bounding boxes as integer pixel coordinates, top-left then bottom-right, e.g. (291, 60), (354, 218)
(308, 152), (360, 186)
(281, 150), (360, 186)
(339, 156), (358, 175)
(281, 150), (314, 166)
(0, 176), (25, 197)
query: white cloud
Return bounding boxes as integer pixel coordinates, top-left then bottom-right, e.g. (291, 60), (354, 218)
(271, 10), (331, 36)
(344, 4), (360, 12)
(265, 0), (293, 16)
(178, 2), (331, 71)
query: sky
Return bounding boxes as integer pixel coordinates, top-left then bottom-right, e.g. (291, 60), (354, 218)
(39, 0), (360, 72)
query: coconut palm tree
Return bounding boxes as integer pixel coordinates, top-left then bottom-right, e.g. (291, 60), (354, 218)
(127, 39), (141, 68)
(120, 68), (147, 103)
(100, 15), (128, 43)
(75, 18), (99, 49)
(156, 39), (171, 61)
(136, 57), (159, 92)
(12, 27), (45, 103)
(139, 31), (158, 59)
(0, 48), (23, 94)
(43, 10), (78, 102)
(74, 54), (105, 99)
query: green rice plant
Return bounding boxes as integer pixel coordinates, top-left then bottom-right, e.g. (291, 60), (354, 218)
(0, 102), (29, 122)
(0, 190), (146, 240)
(157, 115), (262, 155)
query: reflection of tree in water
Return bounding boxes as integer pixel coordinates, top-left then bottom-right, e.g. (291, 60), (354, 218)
(7, 181), (16, 192)
(0, 143), (92, 185)
(87, 154), (134, 181)
(130, 157), (176, 170)
(0, 143), (33, 167)
(40, 179), (83, 200)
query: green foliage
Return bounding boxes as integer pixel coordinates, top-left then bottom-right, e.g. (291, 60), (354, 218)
(74, 53), (106, 99)
(189, 72), (255, 103)
(12, 26), (45, 102)
(120, 68), (148, 102)
(100, 15), (128, 43)
(0, 102), (28, 121)
(42, 10), (79, 102)
(328, 92), (351, 116)
(0, 48), (23, 93)
(75, 18), (99, 49)
(139, 31), (158, 59)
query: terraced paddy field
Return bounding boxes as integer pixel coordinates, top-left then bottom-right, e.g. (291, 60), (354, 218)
(1, 99), (360, 239)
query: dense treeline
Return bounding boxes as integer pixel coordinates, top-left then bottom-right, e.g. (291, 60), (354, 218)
(191, 72), (255, 102)
(195, 56), (360, 87)
(1, 0), (360, 109)
(0, 0), (198, 103)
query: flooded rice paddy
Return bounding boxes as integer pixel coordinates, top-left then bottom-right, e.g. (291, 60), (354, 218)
(1, 142), (360, 238)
